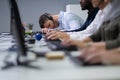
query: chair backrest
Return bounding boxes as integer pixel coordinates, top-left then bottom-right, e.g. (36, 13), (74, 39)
(66, 4), (88, 21)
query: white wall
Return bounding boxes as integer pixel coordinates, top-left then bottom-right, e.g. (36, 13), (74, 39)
(0, 0), (10, 33)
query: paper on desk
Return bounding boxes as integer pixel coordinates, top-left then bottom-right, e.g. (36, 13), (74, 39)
(0, 35), (14, 51)
(0, 41), (13, 52)
(0, 35), (14, 42)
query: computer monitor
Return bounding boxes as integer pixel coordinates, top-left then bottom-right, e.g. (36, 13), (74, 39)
(1, 0), (40, 70)
(10, 0), (27, 57)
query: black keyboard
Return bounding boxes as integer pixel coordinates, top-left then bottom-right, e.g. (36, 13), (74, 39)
(45, 39), (77, 51)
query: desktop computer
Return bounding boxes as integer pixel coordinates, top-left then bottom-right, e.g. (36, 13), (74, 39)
(2, 0), (39, 70)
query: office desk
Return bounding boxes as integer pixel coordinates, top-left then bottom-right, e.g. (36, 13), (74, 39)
(0, 38), (120, 80)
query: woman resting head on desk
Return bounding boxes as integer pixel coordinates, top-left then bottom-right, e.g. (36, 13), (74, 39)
(62, 0), (120, 65)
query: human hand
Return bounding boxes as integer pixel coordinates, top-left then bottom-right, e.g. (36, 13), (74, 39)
(62, 39), (85, 48)
(41, 28), (52, 34)
(80, 42), (106, 59)
(45, 30), (69, 40)
(83, 49), (120, 65)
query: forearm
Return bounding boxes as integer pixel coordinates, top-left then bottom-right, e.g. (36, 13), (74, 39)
(95, 42), (106, 50)
(59, 32), (70, 41)
(67, 31), (93, 41)
(77, 37), (93, 48)
(109, 47), (120, 54)
(82, 37), (93, 43)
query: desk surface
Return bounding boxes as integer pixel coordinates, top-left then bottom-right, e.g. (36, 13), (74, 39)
(0, 37), (120, 80)
(0, 55), (120, 80)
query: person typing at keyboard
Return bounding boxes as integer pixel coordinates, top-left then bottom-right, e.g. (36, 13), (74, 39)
(62, 0), (120, 65)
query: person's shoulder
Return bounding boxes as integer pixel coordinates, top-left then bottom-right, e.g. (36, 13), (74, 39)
(111, 15), (120, 22)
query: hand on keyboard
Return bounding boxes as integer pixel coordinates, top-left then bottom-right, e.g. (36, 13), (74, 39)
(45, 39), (77, 51)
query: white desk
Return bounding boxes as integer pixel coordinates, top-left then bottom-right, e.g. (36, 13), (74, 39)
(0, 37), (120, 80)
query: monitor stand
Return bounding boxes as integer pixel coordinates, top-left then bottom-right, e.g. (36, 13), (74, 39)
(1, 51), (40, 70)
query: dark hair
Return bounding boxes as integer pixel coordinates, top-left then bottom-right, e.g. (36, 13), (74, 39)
(39, 13), (53, 28)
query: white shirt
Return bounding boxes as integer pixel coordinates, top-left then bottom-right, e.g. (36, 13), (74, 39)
(55, 11), (84, 31)
(68, 3), (112, 40)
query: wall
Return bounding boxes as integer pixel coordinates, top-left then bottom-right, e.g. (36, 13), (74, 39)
(0, 0), (10, 33)
(0, 0), (79, 32)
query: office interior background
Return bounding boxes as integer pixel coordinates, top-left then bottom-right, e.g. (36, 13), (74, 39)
(0, 0), (79, 33)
